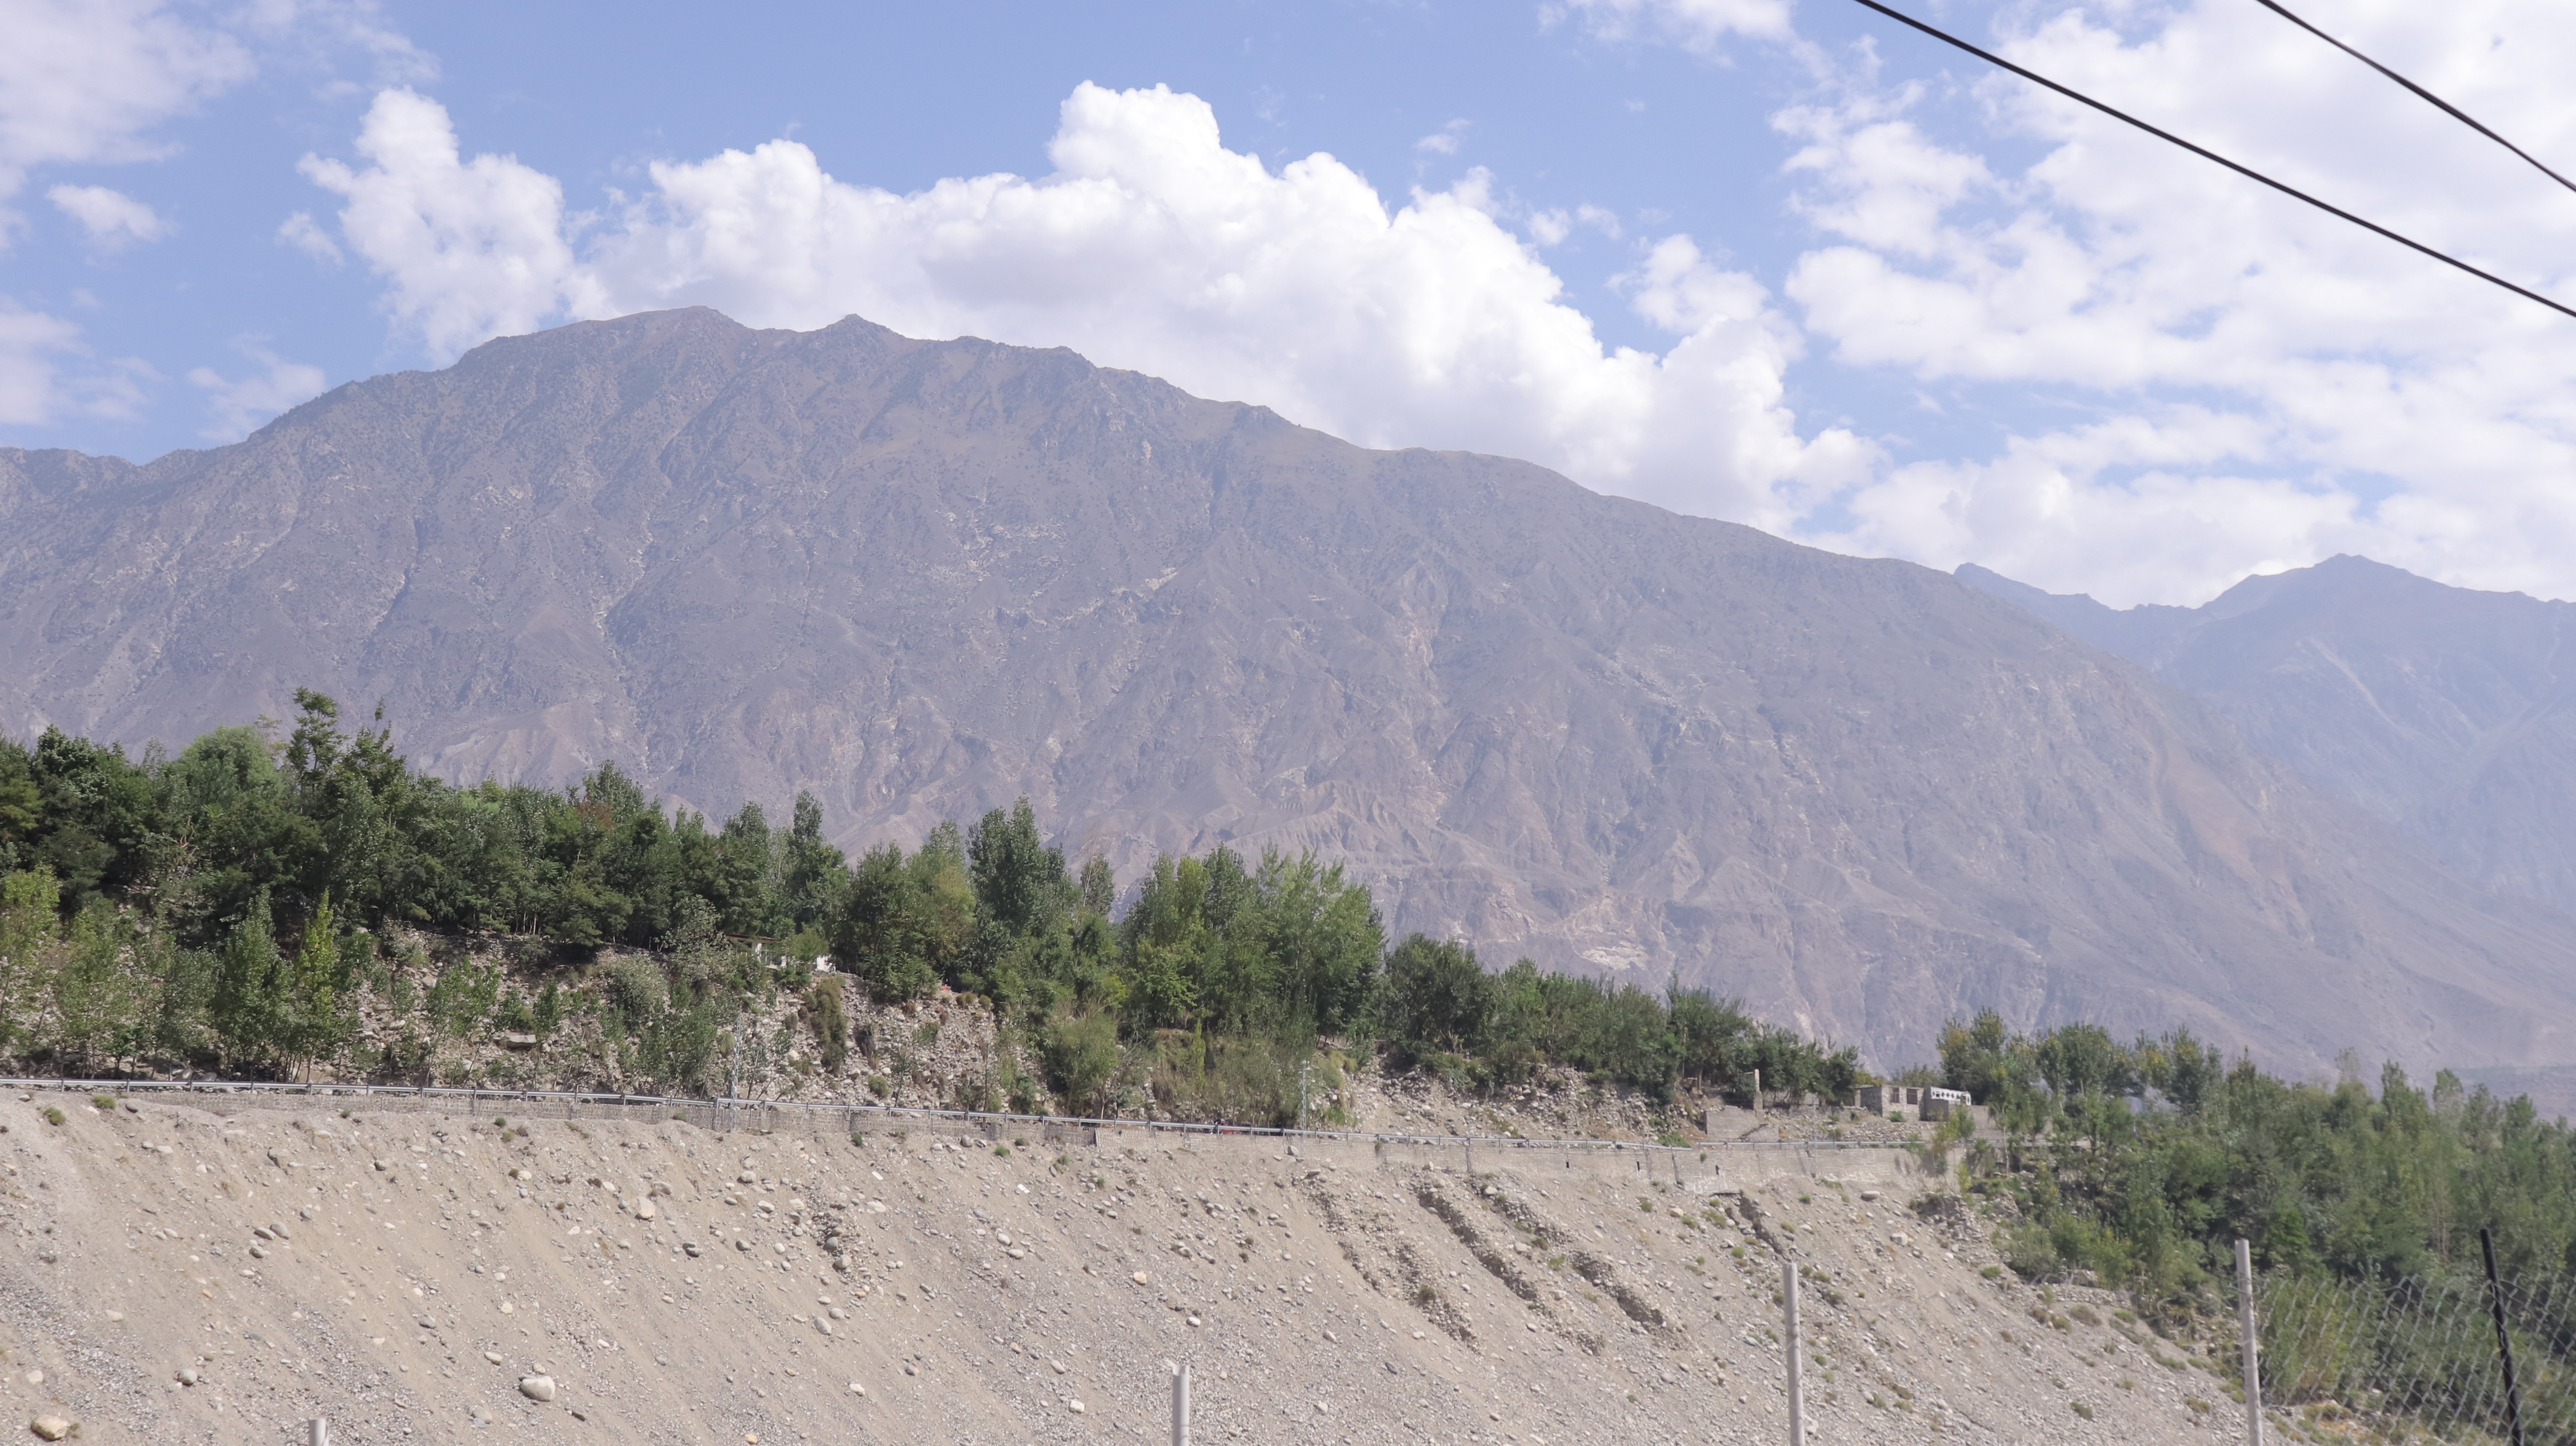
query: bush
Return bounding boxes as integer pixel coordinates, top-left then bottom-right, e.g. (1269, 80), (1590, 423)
(604, 956), (666, 1030)
(1040, 1012), (1120, 1114)
(43, 1107), (64, 1126)
(1381, 935), (1492, 1063)
(804, 975), (850, 1072)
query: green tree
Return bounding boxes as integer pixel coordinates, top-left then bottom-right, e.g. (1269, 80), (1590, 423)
(832, 845), (939, 1003)
(211, 889), (283, 1069)
(0, 866), (62, 1049)
(49, 900), (149, 1073)
(1078, 856), (1116, 918)
(278, 891), (352, 1076)
(1380, 934), (1492, 1060)
(779, 790), (847, 931)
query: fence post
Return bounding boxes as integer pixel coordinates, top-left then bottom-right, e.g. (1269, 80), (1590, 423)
(2481, 1226), (2529, 1446)
(1171, 1361), (1190, 1446)
(2235, 1238), (2261, 1446)
(1783, 1258), (1803, 1445)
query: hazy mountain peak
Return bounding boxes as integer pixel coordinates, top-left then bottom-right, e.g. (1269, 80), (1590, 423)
(1967, 554), (2576, 916)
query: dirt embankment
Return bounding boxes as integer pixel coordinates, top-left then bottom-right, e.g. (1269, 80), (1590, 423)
(0, 1091), (2244, 1444)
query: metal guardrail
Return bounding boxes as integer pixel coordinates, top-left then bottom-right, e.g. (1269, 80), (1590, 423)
(3, 1075), (1908, 1160)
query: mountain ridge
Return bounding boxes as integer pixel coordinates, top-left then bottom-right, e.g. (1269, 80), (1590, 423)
(8, 307), (2576, 1079)
(1959, 555), (2576, 914)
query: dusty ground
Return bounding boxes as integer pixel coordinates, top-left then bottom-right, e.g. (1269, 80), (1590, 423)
(0, 1089), (2254, 1444)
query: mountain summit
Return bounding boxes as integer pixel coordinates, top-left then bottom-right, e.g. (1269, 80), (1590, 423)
(1962, 556), (2576, 916)
(7, 308), (2576, 1075)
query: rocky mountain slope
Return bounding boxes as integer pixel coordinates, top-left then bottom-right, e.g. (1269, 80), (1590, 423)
(1960, 556), (2576, 914)
(7, 307), (2576, 1077)
(0, 1088), (2243, 1445)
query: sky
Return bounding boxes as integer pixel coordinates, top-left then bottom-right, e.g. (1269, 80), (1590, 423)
(4, 0), (2574, 608)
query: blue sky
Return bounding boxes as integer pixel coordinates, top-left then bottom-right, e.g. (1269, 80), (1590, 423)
(8, 0), (2576, 606)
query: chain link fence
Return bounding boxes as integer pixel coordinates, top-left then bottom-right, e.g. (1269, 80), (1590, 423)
(2256, 1242), (2573, 1445)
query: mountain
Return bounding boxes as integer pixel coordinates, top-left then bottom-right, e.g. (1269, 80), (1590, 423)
(8, 307), (2576, 1079)
(1961, 556), (2576, 915)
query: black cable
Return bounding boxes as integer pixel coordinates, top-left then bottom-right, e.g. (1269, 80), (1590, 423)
(1841, 0), (2576, 323)
(2253, 0), (2576, 198)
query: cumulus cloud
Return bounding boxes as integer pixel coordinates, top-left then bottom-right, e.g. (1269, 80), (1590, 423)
(1540, 0), (2576, 604)
(186, 339), (327, 440)
(295, 81), (1865, 526)
(47, 184), (166, 248)
(298, 88), (595, 361)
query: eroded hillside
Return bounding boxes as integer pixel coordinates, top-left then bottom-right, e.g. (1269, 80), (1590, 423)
(0, 1090), (2246, 1444)
(10, 308), (2576, 1078)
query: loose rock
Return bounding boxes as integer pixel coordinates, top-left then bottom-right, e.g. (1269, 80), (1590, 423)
(519, 1375), (556, 1402)
(29, 1416), (72, 1441)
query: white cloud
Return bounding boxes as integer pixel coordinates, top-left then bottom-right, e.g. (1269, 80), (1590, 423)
(1528, 202), (1622, 247)
(1548, 0), (1795, 50)
(47, 184), (165, 247)
(0, 0), (253, 210)
(1416, 119), (1470, 155)
(0, 0), (421, 435)
(275, 209), (340, 263)
(0, 304), (83, 424)
(186, 339), (327, 440)
(1543, 0), (2576, 605)
(298, 88), (596, 361)
(231, 0), (437, 86)
(296, 82), (1863, 527)
(1747, 0), (2576, 605)
(0, 299), (152, 424)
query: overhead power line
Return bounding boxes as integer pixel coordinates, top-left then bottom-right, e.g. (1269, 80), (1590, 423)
(2253, 0), (2576, 199)
(1840, 0), (2576, 323)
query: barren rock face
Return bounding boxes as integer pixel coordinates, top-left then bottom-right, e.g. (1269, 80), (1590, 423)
(0, 1091), (2227, 1445)
(6, 308), (2576, 1076)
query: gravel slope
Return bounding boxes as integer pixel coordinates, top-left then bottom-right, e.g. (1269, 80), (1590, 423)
(0, 1091), (2244, 1444)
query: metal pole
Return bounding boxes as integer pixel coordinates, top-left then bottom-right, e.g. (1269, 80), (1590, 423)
(1172, 1361), (1190, 1446)
(2235, 1238), (2262, 1446)
(308, 1420), (329, 1446)
(1298, 1063), (1309, 1131)
(2482, 1227), (2529, 1446)
(1783, 1258), (1803, 1445)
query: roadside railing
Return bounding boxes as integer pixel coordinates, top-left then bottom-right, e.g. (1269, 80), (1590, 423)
(0, 1072), (1905, 1160)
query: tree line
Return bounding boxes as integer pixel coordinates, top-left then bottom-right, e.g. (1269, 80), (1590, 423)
(1931, 1012), (2576, 1302)
(0, 695), (1854, 1116)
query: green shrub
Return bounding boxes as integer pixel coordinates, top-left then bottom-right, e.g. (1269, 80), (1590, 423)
(804, 975), (850, 1072)
(1039, 1012), (1119, 1114)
